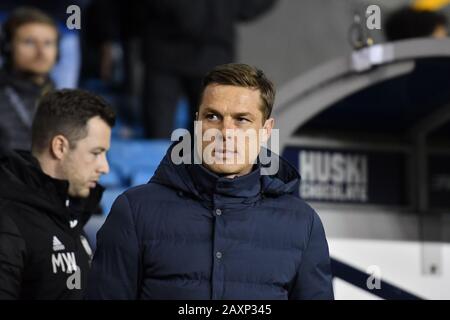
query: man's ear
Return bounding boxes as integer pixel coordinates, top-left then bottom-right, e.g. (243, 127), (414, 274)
(261, 118), (275, 143)
(50, 135), (70, 160)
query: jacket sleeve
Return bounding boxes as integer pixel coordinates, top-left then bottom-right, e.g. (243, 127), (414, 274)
(0, 211), (26, 299)
(289, 210), (334, 300)
(86, 194), (141, 299)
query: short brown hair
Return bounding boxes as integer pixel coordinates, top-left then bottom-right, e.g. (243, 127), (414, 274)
(32, 89), (116, 154)
(202, 63), (276, 120)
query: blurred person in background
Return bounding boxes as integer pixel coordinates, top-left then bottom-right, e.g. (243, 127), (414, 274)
(0, 1), (89, 89)
(0, 7), (58, 151)
(385, 6), (448, 41)
(79, 0), (141, 135)
(80, 0), (278, 138)
(0, 89), (115, 299)
(138, 0), (278, 139)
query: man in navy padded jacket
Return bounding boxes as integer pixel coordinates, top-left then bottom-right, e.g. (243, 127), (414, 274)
(87, 63), (334, 300)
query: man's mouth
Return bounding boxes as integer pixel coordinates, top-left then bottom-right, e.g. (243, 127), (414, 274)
(88, 180), (98, 188)
(214, 149), (237, 157)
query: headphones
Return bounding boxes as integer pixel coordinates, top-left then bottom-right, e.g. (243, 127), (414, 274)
(0, 22), (10, 64)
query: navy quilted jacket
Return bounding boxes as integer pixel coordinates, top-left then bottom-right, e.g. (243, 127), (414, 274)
(86, 144), (334, 300)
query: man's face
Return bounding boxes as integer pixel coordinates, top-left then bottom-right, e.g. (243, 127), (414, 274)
(197, 84), (274, 177)
(61, 117), (111, 198)
(11, 23), (58, 75)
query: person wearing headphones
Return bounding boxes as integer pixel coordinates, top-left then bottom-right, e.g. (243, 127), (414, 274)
(0, 7), (58, 151)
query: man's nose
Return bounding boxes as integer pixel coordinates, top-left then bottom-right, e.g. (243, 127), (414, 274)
(98, 153), (110, 175)
(36, 42), (46, 54)
(220, 117), (236, 139)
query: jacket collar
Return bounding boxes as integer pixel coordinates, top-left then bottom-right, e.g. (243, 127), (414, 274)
(186, 161), (262, 203)
(151, 141), (301, 209)
(0, 68), (54, 96)
(0, 150), (103, 225)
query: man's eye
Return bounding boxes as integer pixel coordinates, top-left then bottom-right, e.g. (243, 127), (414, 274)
(206, 113), (219, 121)
(43, 40), (56, 47)
(237, 117), (250, 123)
(22, 39), (35, 46)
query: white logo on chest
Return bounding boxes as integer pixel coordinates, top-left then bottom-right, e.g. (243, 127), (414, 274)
(51, 236), (77, 274)
(52, 252), (78, 274)
(52, 236), (65, 251)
